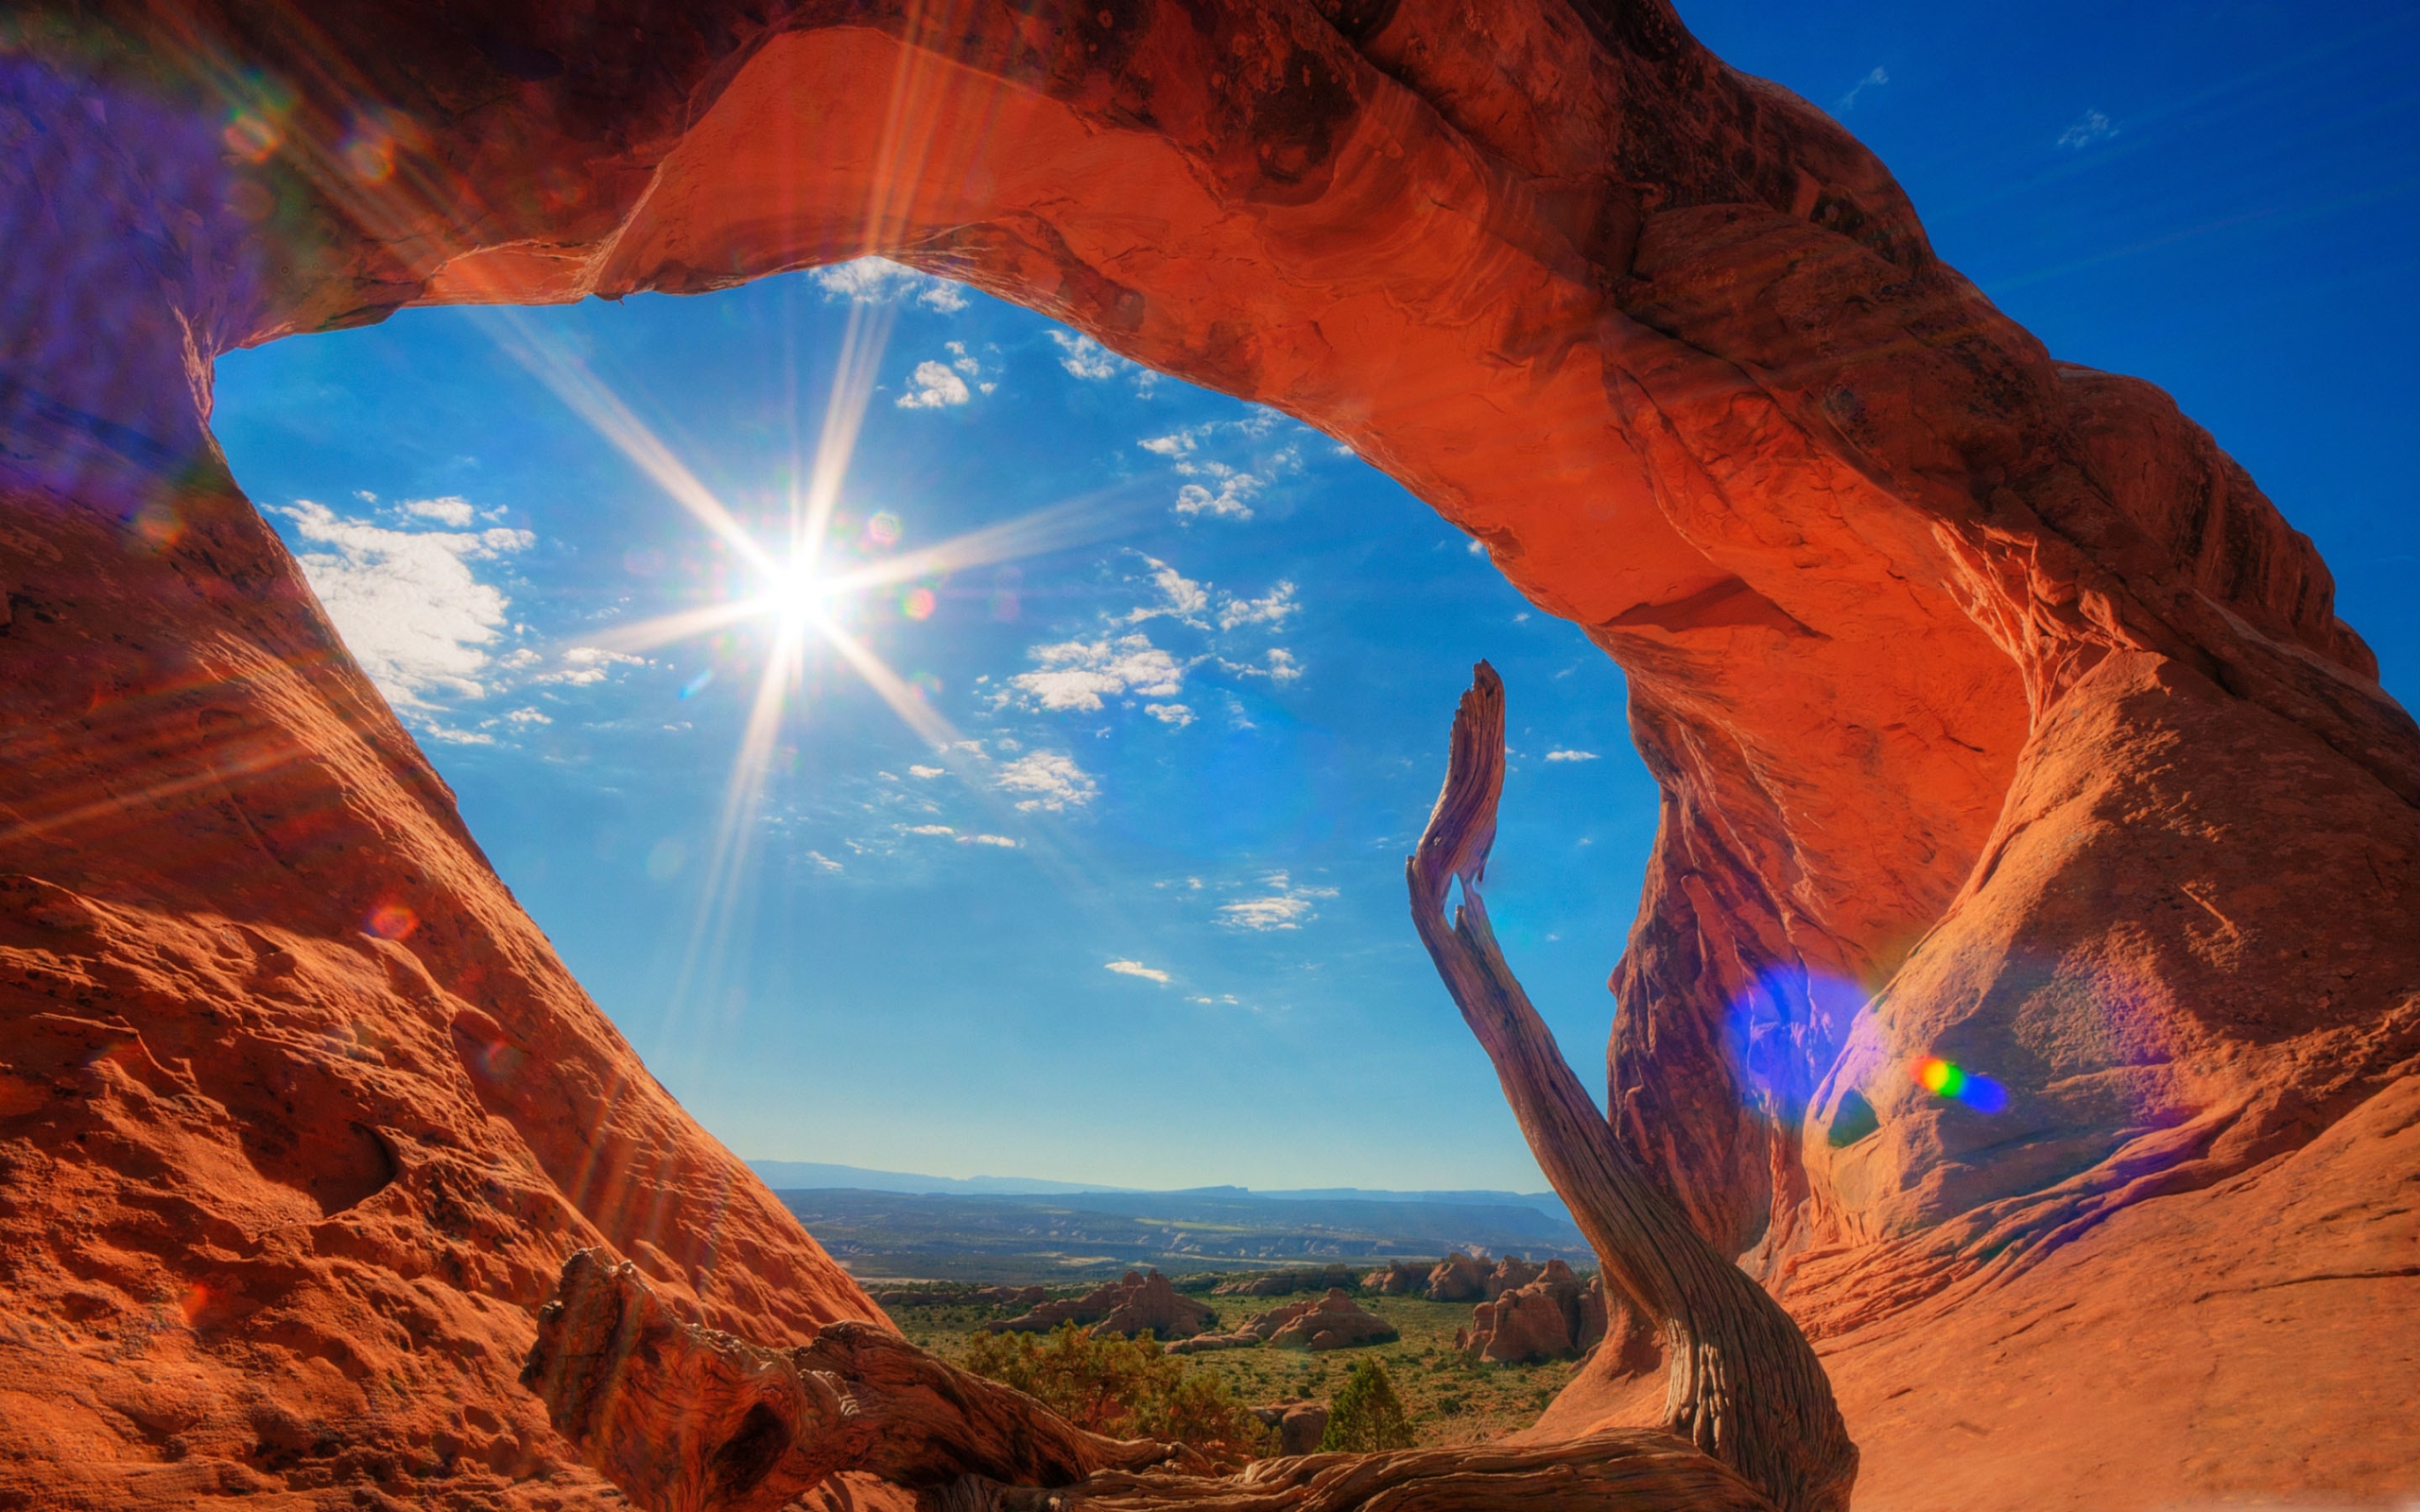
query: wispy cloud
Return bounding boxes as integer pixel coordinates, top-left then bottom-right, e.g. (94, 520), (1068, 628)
(1838, 65), (1888, 111)
(1545, 748), (1599, 763)
(958, 833), (1020, 849)
(2058, 109), (2117, 148)
(277, 498), (532, 706)
(537, 645), (648, 686)
(1139, 416), (1301, 523)
(1217, 581), (1296, 630)
(1105, 959), (1170, 984)
(1216, 870), (1340, 932)
(995, 750), (1098, 811)
(1011, 634), (1186, 712)
(1144, 703), (1195, 728)
(908, 764), (945, 779)
(810, 256), (970, 313)
(897, 359), (972, 409)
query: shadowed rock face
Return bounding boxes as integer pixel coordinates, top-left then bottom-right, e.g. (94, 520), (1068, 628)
(0, 2), (2411, 1510)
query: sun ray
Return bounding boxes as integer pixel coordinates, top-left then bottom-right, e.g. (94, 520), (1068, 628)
(579, 600), (771, 657)
(474, 307), (780, 579)
(808, 614), (959, 752)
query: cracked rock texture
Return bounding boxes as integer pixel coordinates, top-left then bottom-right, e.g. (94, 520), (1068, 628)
(0, 1), (2411, 1509)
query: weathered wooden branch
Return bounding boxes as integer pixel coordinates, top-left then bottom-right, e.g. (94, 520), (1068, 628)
(1405, 662), (1859, 1512)
(521, 1249), (1202, 1512)
(929, 1433), (1777, 1511)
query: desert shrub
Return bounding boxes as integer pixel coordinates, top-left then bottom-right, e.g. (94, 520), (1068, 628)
(960, 1323), (1266, 1467)
(1319, 1358), (1414, 1453)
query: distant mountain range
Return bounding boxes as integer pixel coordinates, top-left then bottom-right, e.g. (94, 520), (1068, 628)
(745, 1160), (1574, 1223)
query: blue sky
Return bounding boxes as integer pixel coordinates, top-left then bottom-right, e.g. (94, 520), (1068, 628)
(210, 1), (2416, 1193)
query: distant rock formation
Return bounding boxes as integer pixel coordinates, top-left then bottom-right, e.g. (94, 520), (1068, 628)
(1210, 1264), (1361, 1297)
(1361, 1260), (1429, 1296)
(976, 1284), (1049, 1308)
(1241, 1290), (1401, 1351)
(1484, 1255), (1545, 1299)
(1457, 1263), (1608, 1365)
(985, 1270), (1214, 1340)
(1426, 1252), (1492, 1302)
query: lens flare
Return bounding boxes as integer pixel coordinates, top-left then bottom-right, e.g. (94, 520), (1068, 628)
(366, 903), (417, 940)
(901, 586), (936, 620)
(1911, 1056), (2008, 1113)
(867, 510), (903, 546)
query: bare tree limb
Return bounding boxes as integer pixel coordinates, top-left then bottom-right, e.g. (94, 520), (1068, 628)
(930, 1433), (1777, 1511)
(1406, 662), (1859, 1512)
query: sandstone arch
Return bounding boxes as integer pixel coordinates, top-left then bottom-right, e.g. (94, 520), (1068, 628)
(1, 3), (2413, 1510)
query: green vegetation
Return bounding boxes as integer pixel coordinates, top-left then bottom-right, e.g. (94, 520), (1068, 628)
(1319, 1359), (1414, 1452)
(899, 1280), (1594, 1451)
(959, 1321), (1267, 1468)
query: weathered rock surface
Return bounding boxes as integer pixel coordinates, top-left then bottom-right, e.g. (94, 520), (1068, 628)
(1241, 1290), (1400, 1351)
(1425, 1252), (1492, 1303)
(987, 1270), (1214, 1340)
(1164, 1331), (1261, 1355)
(0, 0), (2412, 1506)
(1458, 1262), (1610, 1364)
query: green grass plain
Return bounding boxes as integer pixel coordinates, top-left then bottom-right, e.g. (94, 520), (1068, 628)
(885, 1285), (1589, 1449)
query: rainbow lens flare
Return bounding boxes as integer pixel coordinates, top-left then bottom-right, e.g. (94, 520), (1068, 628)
(366, 903), (418, 940)
(1911, 1056), (2009, 1113)
(901, 586), (936, 620)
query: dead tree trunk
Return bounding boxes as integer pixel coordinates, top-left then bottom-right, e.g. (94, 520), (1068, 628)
(1405, 662), (1858, 1512)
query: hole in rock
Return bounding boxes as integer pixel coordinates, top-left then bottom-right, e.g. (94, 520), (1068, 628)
(210, 264), (1666, 1198)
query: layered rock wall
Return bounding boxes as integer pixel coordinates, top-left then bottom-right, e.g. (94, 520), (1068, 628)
(2, 2), (2413, 1508)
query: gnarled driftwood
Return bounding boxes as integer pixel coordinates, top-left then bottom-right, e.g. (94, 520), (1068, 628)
(1406, 662), (1858, 1512)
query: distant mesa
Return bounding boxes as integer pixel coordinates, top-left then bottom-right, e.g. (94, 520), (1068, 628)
(984, 1269), (1214, 1340)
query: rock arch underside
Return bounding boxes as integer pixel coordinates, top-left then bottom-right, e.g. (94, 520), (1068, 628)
(0, 1), (2412, 1509)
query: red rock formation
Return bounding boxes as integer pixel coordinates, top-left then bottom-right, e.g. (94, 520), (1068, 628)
(1457, 1261), (1609, 1364)
(1424, 1251), (1491, 1303)
(986, 1270), (1215, 1340)
(1482, 1253), (1546, 1300)
(1359, 1259), (1427, 1296)
(0, 1), (2412, 1508)
(1240, 1289), (1399, 1351)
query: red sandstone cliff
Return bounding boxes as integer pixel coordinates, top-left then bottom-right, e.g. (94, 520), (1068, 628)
(0, 2), (2411, 1509)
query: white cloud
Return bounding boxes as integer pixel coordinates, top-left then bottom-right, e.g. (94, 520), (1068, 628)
(1467, 538), (1489, 556)
(1217, 581), (1296, 630)
(1545, 748), (1599, 763)
(1105, 959), (1170, 984)
(1838, 65), (1887, 111)
(1215, 871), (1340, 932)
(1011, 633), (1185, 712)
(420, 722), (497, 746)
(805, 850), (843, 872)
(900, 824), (956, 837)
(1145, 703), (1195, 728)
(539, 645), (648, 686)
(897, 360), (973, 409)
(1051, 331), (1123, 380)
(1138, 431), (1197, 458)
(1220, 647), (1301, 684)
(957, 833), (1020, 849)
(277, 499), (532, 706)
(1175, 474), (1259, 521)
(2058, 109), (2116, 148)
(995, 750), (1098, 812)
(908, 764), (945, 779)
(1126, 557), (1209, 626)
(810, 257), (972, 313)
(401, 495), (475, 527)
(505, 706), (552, 726)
